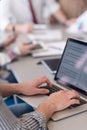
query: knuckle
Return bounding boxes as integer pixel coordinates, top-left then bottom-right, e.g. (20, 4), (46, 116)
(72, 90), (76, 94)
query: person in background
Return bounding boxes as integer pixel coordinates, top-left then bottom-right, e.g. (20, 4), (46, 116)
(0, 76), (80, 130)
(56, 0), (87, 26)
(0, 32), (37, 66)
(0, 0), (69, 33)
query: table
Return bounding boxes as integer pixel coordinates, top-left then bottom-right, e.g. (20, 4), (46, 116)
(9, 55), (87, 130)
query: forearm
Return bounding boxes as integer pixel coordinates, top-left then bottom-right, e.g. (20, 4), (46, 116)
(54, 8), (67, 24)
(19, 110), (47, 130)
(0, 83), (19, 97)
(37, 100), (55, 121)
(6, 23), (22, 32)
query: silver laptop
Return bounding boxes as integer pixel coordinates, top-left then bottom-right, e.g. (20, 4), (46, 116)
(45, 38), (87, 121)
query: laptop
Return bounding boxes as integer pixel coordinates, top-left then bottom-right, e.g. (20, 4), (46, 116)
(42, 38), (87, 121)
(41, 58), (60, 74)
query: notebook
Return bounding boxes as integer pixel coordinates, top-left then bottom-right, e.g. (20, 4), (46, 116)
(28, 30), (63, 42)
(43, 38), (87, 121)
(32, 41), (66, 58)
(41, 58), (60, 74)
(33, 24), (48, 30)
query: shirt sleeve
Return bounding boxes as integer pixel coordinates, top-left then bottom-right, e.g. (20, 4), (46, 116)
(46, 0), (60, 14)
(0, 52), (11, 66)
(19, 110), (47, 130)
(0, 0), (16, 31)
(0, 51), (18, 66)
(0, 98), (47, 130)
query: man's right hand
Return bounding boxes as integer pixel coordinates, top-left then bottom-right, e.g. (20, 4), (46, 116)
(37, 90), (80, 121)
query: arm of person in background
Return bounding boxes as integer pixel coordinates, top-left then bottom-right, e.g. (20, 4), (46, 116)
(6, 23), (33, 34)
(0, 33), (17, 66)
(54, 8), (77, 26)
(46, 0), (76, 26)
(0, 0), (33, 33)
(6, 41), (38, 61)
(50, 7), (77, 26)
(46, 0), (67, 24)
(0, 34), (38, 66)
(0, 42), (38, 66)
(53, 7), (68, 24)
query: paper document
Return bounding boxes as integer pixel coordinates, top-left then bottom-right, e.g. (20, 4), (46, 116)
(32, 41), (66, 57)
(33, 24), (48, 30)
(66, 11), (87, 34)
(49, 41), (66, 51)
(28, 30), (63, 41)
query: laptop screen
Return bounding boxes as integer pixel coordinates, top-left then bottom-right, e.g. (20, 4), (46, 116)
(55, 38), (87, 95)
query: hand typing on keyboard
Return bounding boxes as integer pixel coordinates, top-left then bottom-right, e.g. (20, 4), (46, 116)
(40, 85), (86, 109)
(38, 90), (80, 120)
(40, 84), (61, 96)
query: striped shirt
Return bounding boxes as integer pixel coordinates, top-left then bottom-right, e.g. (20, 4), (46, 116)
(0, 95), (47, 130)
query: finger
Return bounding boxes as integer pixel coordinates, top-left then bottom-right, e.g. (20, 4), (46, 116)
(66, 90), (80, 99)
(36, 76), (52, 87)
(36, 88), (49, 95)
(25, 44), (36, 50)
(44, 77), (52, 87)
(70, 99), (80, 105)
(20, 44), (33, 52)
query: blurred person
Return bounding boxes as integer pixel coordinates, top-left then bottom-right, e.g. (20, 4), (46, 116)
(0, 32), (37, 66)
(0, 76), (80, 130)
(0, 0), (69, 33)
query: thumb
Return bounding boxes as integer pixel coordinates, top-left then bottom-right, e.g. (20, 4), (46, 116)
(37, 88), (49, 95)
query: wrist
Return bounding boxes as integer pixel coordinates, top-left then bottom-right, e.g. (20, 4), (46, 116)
(7, 50), (18, 61)
(7, 83), (19, 95)
(11, 83), (22, 95)
(6, 24), (15, 32)
(11, 24), (22, 33)
(61, 19), (67, 26)
(37, 100), (55, 121)
(12, 25), (15, 32)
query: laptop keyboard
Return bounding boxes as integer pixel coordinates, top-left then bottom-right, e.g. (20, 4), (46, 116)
(40, 84), (87, 107)
(40, 84), (62, 96)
